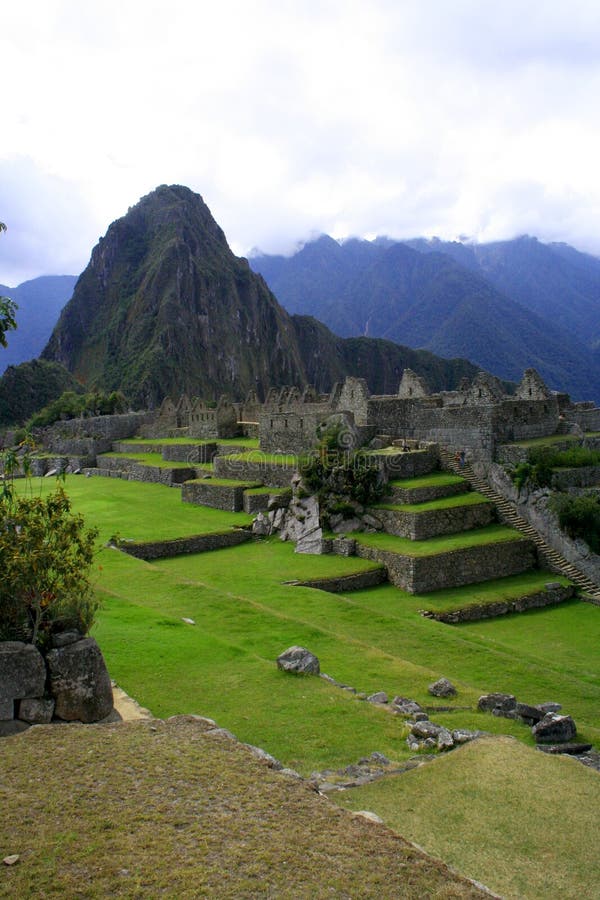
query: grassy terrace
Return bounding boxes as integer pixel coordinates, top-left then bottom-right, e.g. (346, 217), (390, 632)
(375, 492), (490, 513)
(244, 485), (292, 496)
(352, 524), (523, 555)
(219, 451), (301, 466)
(185, 477), (262, 488)
(114, 436), (260, 449)
(101, 451), (212, 470)
(389, 472), (466, 489)
(366, 447), (430, 457)
(408, 570), (572, 614)
(509, 431), (600, 449)
(10, 475), (600, 898)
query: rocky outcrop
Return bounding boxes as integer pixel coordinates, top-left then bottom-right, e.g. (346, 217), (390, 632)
(46, 636), (113, 723)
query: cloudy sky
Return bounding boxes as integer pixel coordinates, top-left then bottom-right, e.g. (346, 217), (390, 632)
(1, 0), (600, 285)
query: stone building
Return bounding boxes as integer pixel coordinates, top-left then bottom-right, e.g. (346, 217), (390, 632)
(156, 368), (600, 459)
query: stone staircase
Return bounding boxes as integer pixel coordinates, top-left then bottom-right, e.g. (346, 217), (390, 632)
(438, 448), (600, 603)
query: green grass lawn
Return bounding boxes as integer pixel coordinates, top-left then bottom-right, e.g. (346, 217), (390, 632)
(353, 523), (523, 555)
(375, 492), (490, 513)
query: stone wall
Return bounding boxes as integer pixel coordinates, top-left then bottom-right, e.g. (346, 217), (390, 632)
(213, 455), (297, 489)
(92, 457), (197, 485)
(474, 460), (600, 585)
(354, 537), (536, 593)
(429, 583), (576, 623)
(182, 479), (261, 512)
(119, 529), (252, 560)
(372, 500), (495, 541)
(289, 567), (388, 593)
(388, 480), (469, 504)
(0, 637), (113, 736)
(369, 446), (439, 480)
(37, 412), (154, 456)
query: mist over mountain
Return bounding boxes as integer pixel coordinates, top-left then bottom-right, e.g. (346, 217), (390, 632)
(251, 235), (600, 402)
(40, 186), (478, 409)
(0, 275), (77, 374)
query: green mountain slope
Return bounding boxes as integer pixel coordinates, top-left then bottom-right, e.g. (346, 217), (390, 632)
(40, 186), (479, 407)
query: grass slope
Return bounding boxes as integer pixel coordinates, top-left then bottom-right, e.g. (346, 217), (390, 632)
(0, 720), (485, 899)
(336, 736), (600, 900)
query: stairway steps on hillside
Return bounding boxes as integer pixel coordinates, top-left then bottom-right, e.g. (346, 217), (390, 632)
(439, 447), (600, 599)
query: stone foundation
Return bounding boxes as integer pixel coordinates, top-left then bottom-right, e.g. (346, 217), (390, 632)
(182, 479), (261, 512)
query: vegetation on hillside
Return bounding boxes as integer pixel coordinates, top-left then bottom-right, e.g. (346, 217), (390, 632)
(549, 491), (600, 553)
(27, 388), (128, 428)
(0, 359), (84, 427)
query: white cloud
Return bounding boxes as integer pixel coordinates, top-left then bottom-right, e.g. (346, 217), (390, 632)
(1, 0), (600, 281)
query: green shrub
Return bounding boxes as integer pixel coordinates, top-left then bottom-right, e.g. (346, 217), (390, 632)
(549, 492), (600, 553)
(0, 452), (100, 647)
(300, 424), (387, 508)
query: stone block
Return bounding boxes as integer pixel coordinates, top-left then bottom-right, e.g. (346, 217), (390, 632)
(46, 637), (113, 723)
(276, 646), (320, 675)
(0, 642), (46, 710)
(18, 697), (55, 724)
(532, 713), (577, 744)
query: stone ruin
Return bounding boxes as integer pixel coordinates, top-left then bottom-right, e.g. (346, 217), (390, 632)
(151, 368), (600, 461)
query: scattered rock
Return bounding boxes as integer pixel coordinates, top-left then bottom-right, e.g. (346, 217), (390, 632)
(532, 713), (577, 744)
(392, 697), (423, 715)
(276, 646), (320, 675)
(367, 691), (388, 704)
(181, 618), (196, 625)
(478, 692), (517, 714)
(452, 729), (482, 744)
(428, 677), (457, 698)
(515, 701), (543, 725)
(436, 727), (455, 750)
(536, 701), (562, 715)
(536, 742), (592, 755)
(3, 855), (19, 866)
(244, 744), (283, 769)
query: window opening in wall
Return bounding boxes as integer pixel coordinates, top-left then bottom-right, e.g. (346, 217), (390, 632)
(284, 419), (288, 428)
(300, 418), (304, 428)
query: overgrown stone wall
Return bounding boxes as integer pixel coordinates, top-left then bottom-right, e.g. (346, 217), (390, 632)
(429, 583), (576, 623)
(88, 457), (197, 485)
(37, 412), (154, 456)
(119, 529), (252, 560)
(182, 479), (260, 511)
(289, 567), (388, 593)
(213, 456), (297, 488)
(372, 501), (495, 540)
(355, 538), (536, 593)
(369, 447), (439, 480)
(388, 480), (469, 504)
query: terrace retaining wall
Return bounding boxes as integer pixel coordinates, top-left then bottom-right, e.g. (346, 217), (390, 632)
(428, 583), (576, 623)
(182, 479), (261, 512)
(388, 480), (469, 504)
(372, 501), (495, 540)
(213, 456), (297, 489)
(355, 537), (536, 593)
(93, 457), (197, 485)
(289, 567), (388, 594)
(119, 529), (252, 560)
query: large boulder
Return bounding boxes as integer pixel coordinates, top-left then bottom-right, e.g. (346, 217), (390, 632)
(0, 642), (46, 720)
(532, 713), (577, 744)
(428, 677), (457, 698)
(46, 637), (113, 722)
(477, 692), (516, 715)
(276, 646), (320, 675)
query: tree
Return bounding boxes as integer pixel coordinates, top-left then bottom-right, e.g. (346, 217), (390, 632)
(0, 222), (18, 347)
